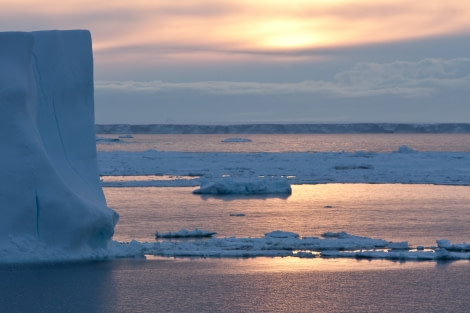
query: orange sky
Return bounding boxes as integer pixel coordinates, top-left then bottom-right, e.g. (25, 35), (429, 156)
(3, 0), (470, 63)
(2, 0), (470, 124)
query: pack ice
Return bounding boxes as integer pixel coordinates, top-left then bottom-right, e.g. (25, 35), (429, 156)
(0, 30), (118, 262)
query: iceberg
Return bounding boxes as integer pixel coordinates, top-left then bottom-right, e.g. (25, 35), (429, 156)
(0, 30), (118, 262)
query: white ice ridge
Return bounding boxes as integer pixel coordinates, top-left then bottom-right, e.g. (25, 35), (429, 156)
(0, 30), (118, 261)
(108, 231), (470, 261)
(98, 146), (470, 186)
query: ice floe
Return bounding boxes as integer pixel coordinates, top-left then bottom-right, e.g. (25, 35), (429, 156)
(97, 147), (470, 187)
(107, 231), (470, 261)
(193, 178), (292, 195)
(222, 137), (252, 142)
(2, 230), (469, 263)
(156, 228), (217, 239)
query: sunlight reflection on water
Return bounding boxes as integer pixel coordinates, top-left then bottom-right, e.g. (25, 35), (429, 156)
(97, 133), (470, 153)
(105, 183), (470, 247)
(142, 255), (448, 273)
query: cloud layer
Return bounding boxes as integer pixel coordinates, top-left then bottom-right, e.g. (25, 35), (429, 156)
(3, 1), (469, 123)
(96, 58), (470, 98)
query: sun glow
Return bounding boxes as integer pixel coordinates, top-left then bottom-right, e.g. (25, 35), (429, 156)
(246, 19), (325, 49)
(2, 0), (470, 62)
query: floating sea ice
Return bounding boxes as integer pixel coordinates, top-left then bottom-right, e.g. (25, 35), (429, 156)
(193, 177), (292, 195)
(436, 239), (452, 249)
(107, 231), (470, 262)
(388, 241), (409, 250)
(221, 137), (252, 142)
(437, 239), (470, 251)
(156, 228), (217, 239)
(97, 146), (470, 186)
(96, 136), (120, 143)
(396, 145), (417, 153)
(265, 230), (299, 239)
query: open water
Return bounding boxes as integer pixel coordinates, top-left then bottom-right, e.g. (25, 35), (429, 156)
(97, 133), (470, 153)
(2, 134), (470, 312)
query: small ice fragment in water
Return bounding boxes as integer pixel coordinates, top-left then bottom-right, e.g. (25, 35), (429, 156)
(221, 137), (252, 143)
(388, 241), (409, 250)
(193, 177), (292, 195)
(396, 145), (417, 153)
(265, 230), (299, 239)
(156, 228), (217, 239)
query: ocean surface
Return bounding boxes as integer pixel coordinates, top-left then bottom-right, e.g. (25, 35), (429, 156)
(106, 184), (470, 247)
(3, 133), (470, 313)
(96, 133), (470, 153)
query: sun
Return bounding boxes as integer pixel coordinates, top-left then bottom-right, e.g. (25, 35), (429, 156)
(246, 19), (328, 50)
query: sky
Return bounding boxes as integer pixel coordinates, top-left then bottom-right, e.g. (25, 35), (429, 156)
(2, 0), (470, 124)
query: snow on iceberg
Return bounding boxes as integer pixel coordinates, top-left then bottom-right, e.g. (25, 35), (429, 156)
(0, 30), (118, 262)
(193, 177), (292, 195)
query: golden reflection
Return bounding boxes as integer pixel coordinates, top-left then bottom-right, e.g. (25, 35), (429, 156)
(234, 256), (444, 273)
(148, 256), (438, 273)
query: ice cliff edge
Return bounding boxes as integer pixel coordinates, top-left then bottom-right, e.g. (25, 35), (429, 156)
(0, 30), (118, 261)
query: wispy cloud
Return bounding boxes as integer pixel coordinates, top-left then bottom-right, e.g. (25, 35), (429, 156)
(95, 58), (470, 98)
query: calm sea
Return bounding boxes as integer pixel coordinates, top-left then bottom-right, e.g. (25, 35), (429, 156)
(2, 134), (469, 313)
(97, 133), (470, 153)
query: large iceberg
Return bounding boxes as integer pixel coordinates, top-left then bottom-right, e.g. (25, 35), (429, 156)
(0, 30), (118, 262)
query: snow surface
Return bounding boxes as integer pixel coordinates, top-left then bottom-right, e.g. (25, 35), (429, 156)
(98, 146), (470, 187)
(94, 142), (470, 263)
(0, 30), (117, 262)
